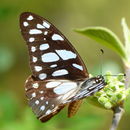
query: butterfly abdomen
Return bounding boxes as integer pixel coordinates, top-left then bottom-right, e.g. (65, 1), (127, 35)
(68, 100), (83, 118)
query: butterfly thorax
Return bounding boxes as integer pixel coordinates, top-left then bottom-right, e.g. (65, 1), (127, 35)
(67, 75), (106, 102)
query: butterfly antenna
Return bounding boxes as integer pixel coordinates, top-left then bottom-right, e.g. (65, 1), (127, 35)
(103, 73), (126, 77)
(99, 49), (126, 77)
(100, 49), (104, 75)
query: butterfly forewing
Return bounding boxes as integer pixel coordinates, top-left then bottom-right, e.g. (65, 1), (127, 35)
(20, 12), (88, 81)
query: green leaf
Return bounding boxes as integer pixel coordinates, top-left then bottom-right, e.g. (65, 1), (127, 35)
(121, 18), (130, 65)
(75, 27), (127, 61)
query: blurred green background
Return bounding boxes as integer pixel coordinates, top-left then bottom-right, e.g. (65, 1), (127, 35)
(0, 0), (130, 130)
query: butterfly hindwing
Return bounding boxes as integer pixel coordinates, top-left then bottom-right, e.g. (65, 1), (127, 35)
(25, 74), (106, 121)
(25, 75), (82, 121)
(20, 12), (88, 81)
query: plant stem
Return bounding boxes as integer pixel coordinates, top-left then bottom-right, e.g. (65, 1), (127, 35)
(110, 106), (124, 130)
(124, 65), (130, 89)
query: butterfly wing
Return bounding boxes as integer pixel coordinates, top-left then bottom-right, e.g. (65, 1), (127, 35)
(20, 12), (88, 81)
(25, 75), (81, 122)
(20, 12), (90, 121)
(20, 12), (105, 122)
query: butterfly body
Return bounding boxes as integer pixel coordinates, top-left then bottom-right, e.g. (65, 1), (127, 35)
(20, 12), (106, 122)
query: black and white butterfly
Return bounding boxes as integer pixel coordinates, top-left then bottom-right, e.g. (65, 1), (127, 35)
(20, 12), (106, 122)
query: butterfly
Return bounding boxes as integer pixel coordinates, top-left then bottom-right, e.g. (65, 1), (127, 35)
(19, 12), (106, 122)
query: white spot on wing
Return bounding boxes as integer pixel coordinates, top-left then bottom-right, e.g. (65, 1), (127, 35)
(34, 66), (42, 72)
(39, 73), (47, 80)
(53, 82), (77, 94)
(43, 21), (50, 28)
(32, 56), (37, 62)
(56, 50), (77, 60)
(37, 24), (45, 29)
(32, 83), (39, 88)
(23, 21), (29, 27)
(35, 100), (39, 105)
(46, 101), (48, 104)
(39, 91), (44, 94)
(46, 109), (52, 115)
(46, 81), (61, 88)
(52, 34), (64, 41)
(40, 97), (44, 100)
(41, 52), (59, 62)
(52, 69), (68, 77)
(72, 63), (83, 71)
(29, 29), (42, 34)
(44, 31), (48, 35)
(32, 92), (36, 97)
(39, 44), (49, 50)
(40, 105), (45, 111)
(27, 15), (33, 20)
(50, 64), (57, 68)
(29, 37), (35, 42)
(31, 46), (36, 52)
(25, 79), (28, 83)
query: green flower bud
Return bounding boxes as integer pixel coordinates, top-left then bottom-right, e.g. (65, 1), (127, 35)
(87, 71), (130, 110)
(104, 102), (112, 109)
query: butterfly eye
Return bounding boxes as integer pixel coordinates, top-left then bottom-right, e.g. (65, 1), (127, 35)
(95, 79), (100, 83)
(95, 75), (105, 83)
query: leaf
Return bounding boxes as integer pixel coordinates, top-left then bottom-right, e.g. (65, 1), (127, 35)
(121, 18), (130, 65)
(75, 27), (127, 61)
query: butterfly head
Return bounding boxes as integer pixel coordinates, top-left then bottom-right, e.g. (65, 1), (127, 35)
(93, 75), (106, 85)
(82, 75), (106, 90)
(81, 75), (106, 95)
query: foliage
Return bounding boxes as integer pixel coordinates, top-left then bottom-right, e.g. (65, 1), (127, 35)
(75, 18), (130, 129)
(75, 27), (126, 61)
